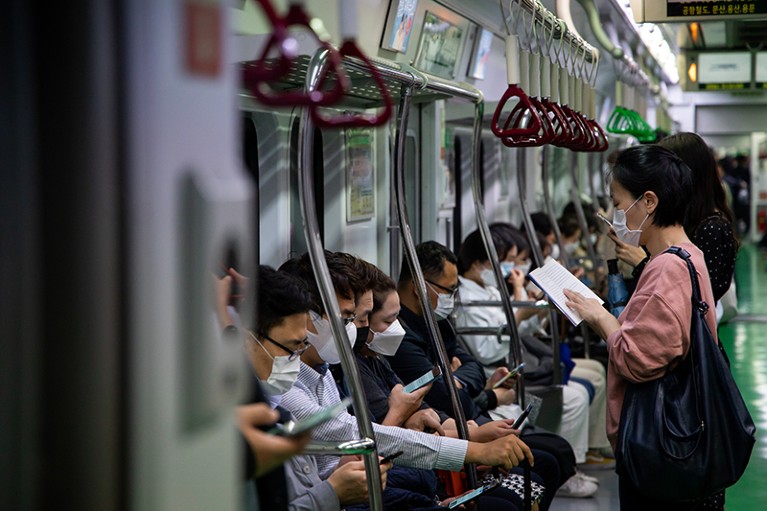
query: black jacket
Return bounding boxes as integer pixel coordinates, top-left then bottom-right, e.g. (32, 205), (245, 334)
(386, 306), (496, 422)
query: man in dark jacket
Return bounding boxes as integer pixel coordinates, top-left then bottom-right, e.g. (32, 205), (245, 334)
(387, 241), (581, 508)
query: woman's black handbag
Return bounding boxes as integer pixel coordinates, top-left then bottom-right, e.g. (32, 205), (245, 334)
(615, 247), (756, 502)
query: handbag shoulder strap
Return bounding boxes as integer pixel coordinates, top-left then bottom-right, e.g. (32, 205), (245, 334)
(663, 246), (710, 317)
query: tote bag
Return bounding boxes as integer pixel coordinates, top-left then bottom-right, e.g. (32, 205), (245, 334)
(615, 247), (755, 502)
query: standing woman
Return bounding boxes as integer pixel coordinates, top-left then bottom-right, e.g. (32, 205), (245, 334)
(658, 132), (738, 302)
(563, 145), (723, 510)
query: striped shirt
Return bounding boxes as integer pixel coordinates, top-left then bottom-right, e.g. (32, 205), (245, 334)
(280, 362), (468, 478)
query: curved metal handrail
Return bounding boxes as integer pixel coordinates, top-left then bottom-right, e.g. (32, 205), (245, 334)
(567, 155), (603, 359)
(470, 105), (527, 406)
(391, 83), (477, 489)
(541, 146), (568, 267)
(458, 300), (550, 310)
(297, 48), (383, 510)
(516, 148), (563, 384)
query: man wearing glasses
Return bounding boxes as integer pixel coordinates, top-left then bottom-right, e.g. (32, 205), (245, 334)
(279, 251), (536, 482)
(236, 265), (382, 511)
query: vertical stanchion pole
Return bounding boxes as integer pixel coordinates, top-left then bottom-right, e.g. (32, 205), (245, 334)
(391, 83), (477, 489)
(297, 49), (383, 510)
(516, 148), (561, 383)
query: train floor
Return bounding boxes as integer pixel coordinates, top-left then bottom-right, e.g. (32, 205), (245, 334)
(550, 242), (767, 510)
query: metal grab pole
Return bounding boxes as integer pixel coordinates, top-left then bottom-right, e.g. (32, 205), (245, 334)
(468, 103), (526, 405)
(298, 49), (383, 510)
(568, 153), (601, 291)
(568, 153), (600, 359)
(541, 146), (568, 267)
(516, 148), (562, 384)
(391, 83), (477, 489)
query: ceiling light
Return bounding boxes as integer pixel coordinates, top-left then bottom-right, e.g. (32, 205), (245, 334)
(688, 62), (697, 82)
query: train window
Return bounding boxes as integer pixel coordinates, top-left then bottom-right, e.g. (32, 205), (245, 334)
(479, 140), (486, 201)
(242, 116), (260, 268)
(289, 119), (325, 254)
(452, 136), (463, 253)
(404, 131), (420, 241)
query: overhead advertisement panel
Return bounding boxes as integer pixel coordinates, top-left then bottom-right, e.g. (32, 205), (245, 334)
(756, 53), (767, 88)
(631, 0), (767, 22)
(697, 52), (751, 89)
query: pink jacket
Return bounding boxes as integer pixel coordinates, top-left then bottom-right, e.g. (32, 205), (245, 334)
(606, 242), (719, 449)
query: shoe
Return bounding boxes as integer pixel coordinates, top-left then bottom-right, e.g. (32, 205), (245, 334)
(555, 475), (598, 498)
(578, 450), (616, 471)
(574, 469), (599, 485)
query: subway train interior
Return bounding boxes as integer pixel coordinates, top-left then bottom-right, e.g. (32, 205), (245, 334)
(4, 0), (767, 510)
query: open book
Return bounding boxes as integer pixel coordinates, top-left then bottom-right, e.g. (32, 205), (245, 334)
(528, 259), (604, 326)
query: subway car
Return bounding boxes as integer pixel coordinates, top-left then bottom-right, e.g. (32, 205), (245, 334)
(2, 0), (765, 510)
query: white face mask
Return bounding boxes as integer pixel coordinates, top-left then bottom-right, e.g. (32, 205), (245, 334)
(590, 233), (599, 246)
(550, 244), (561, 260)
(516, 261), (531, 275)
(306, 312), (356, 365)
(500, 261), (515, 278)
(367, 319), (406, 356)
(612, 196), (649, 247)
(564, 241), (579, 255)
(253, 335), (301, 396)
(427, 283), (455, 320)
(480, 267), (497, 287)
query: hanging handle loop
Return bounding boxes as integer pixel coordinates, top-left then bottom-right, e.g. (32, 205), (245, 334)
(311, 0), (393, 127)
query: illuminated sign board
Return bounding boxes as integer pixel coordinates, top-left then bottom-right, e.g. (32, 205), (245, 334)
(756, 53), (767, 88)
(696, 52), (751, 89)
(632, 0), (767, 22)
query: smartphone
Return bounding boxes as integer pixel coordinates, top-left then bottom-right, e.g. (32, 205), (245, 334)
(448, 479), (502, 509)
(380, 450), (404, 464)
(511, 403), (534, 430)
(492, 362), (526, 389)
(403, 366), (442, 394)
(269, 397), (352, 437)
(597, 212), (613, 229)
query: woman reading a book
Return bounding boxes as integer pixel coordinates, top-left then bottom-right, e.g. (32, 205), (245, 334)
(562, 145), (721, 511)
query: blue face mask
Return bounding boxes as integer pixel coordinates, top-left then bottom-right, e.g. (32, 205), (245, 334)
(500, 262), (515, 278)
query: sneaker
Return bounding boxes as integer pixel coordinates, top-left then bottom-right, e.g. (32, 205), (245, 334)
(574, 469), (599, 485)
(578, 450), (616, 471)
(555, 475), (598, 498)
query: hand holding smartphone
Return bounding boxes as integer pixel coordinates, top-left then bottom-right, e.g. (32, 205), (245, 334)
(448, 479), (501, 509)
(492, 362), (525, 389)
(379, 450), (404, 464)
(403, 366), (442, 393)
(268, 397), (352, 437)
(511, 403), (534, 430)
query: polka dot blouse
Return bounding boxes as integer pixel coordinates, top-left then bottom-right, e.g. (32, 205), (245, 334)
(693, 213), (737, 303)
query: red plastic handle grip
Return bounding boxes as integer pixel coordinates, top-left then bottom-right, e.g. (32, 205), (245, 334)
(491, 85), (543, 140)
(310, 40), (393, 128)
(243, 4), (350, 107)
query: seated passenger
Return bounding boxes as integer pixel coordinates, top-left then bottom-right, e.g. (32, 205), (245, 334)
(230, 265), (386, 510)
(388, 241), (597, 501)
(454, 230), (612, 471)
(333, 253), (547, 510)
(276, 252), (536, 494)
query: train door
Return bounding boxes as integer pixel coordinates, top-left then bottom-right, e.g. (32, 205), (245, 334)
(3, 1), (252, 511)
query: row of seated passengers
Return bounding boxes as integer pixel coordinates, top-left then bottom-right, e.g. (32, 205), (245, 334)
(228, 223), (614, 511)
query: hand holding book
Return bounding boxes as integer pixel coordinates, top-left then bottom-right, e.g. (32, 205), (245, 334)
(528, 259), (604, 326)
